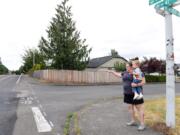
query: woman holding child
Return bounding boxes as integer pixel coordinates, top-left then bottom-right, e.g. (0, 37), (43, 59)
(108, 58), (146, 131)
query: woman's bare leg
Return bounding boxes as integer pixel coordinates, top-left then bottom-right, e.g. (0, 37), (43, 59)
(135, 104), (145, 126)
(128, 104), (136, 122)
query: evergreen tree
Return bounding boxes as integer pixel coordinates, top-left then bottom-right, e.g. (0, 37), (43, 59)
(39, 0), (91, 70)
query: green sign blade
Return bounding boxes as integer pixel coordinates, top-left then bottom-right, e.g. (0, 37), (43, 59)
(155, 1), (165, 9)
(164, 0), (177, 5)
(165, 7), (180, 17)
(149, 0), (161, 5)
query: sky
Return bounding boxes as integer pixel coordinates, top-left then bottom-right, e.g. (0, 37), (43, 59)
(0, 0), (180, 70)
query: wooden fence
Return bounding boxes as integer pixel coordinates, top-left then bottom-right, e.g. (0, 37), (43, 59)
(33, 70), (121, 84)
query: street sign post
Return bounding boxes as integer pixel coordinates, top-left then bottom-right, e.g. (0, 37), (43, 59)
(149, 0), (180, 128)
(165, 12), (175, 128)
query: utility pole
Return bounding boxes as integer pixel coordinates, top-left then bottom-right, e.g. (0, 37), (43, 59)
(165, 11), (175, 128)
(149, 0), (180, 128)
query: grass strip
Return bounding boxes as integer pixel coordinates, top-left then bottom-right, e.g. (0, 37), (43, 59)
(73, 112), (81, 135)
(145, 96), (180, 135)
(63, 113), (74, 135)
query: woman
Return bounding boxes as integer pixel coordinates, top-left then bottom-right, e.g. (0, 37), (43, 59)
(108, 62), (146, 131)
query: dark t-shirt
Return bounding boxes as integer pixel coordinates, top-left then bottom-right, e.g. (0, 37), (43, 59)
(122, 71), (133, 95)
(122, 71), (144, 95)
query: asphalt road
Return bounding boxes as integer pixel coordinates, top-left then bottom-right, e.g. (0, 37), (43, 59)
(1, 75), (180, 135)
(0, 75), (19, 135)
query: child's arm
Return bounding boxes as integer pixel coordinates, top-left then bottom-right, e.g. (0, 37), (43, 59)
(131, 75), (146, 87)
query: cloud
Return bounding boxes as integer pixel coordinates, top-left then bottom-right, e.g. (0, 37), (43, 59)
(0, 0), (180, 70)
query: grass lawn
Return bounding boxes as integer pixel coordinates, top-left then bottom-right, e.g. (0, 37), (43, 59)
(144, 97), (180, 135)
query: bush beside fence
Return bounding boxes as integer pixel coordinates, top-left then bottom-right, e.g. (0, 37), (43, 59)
(145, 75), (166, 83)
(33, 70), (122, 84)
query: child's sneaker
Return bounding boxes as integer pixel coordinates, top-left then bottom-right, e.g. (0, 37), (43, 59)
(137, 93), (143, 100)
(133, 92), (139, 100)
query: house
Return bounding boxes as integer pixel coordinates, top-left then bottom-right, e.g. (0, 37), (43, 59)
(175, 64), (180, 69)
(86, 56), (128, 71)
(175, 64), (180, 76)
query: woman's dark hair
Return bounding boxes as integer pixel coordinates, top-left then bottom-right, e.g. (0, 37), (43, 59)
(130, 57), (139, 61)
(127, 61), (133, 67)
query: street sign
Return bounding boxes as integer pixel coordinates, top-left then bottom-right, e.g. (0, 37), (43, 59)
(149, 0), (161, 5)
(155, 0), (178, 9)
(164, 0), (177, 5)
(150, 0), (178, 6)
(155, 1), (165, 9)
(173, 0), (180, 6)
(165, 7), (180, 16)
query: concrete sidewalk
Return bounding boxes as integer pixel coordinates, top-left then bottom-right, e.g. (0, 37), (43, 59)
(78, 99), (163, 135)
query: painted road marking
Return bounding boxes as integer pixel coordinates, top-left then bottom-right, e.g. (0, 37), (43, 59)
(16, 74), (22, 84)
(31, 107), (52, 132)
(49, 121), (54, 127)
(43, 112), (47, 117)
(39, 104), (43, 109)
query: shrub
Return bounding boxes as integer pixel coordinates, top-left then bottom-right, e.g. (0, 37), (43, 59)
(145, 75), (166, 83)
(114, 62), (126, 72)
(28, 64), (43, 76)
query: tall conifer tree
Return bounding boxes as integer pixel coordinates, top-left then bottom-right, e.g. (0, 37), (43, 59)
(39, 0), (91, 70)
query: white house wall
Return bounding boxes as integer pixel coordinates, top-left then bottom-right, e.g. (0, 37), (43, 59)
(100, 58), (127, 68)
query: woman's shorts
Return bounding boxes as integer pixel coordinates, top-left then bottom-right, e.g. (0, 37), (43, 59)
(124, 94), (144, 105)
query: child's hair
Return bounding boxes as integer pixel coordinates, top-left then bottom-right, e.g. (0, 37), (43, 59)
(132, 57), (140, 67)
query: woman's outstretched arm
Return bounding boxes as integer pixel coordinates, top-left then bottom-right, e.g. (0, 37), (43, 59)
(106, 70), (122, 78)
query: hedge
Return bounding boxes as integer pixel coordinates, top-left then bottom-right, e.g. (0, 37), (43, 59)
(145, 75), (166, 82)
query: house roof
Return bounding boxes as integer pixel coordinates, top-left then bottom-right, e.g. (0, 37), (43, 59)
(87, 56), (127, 68)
